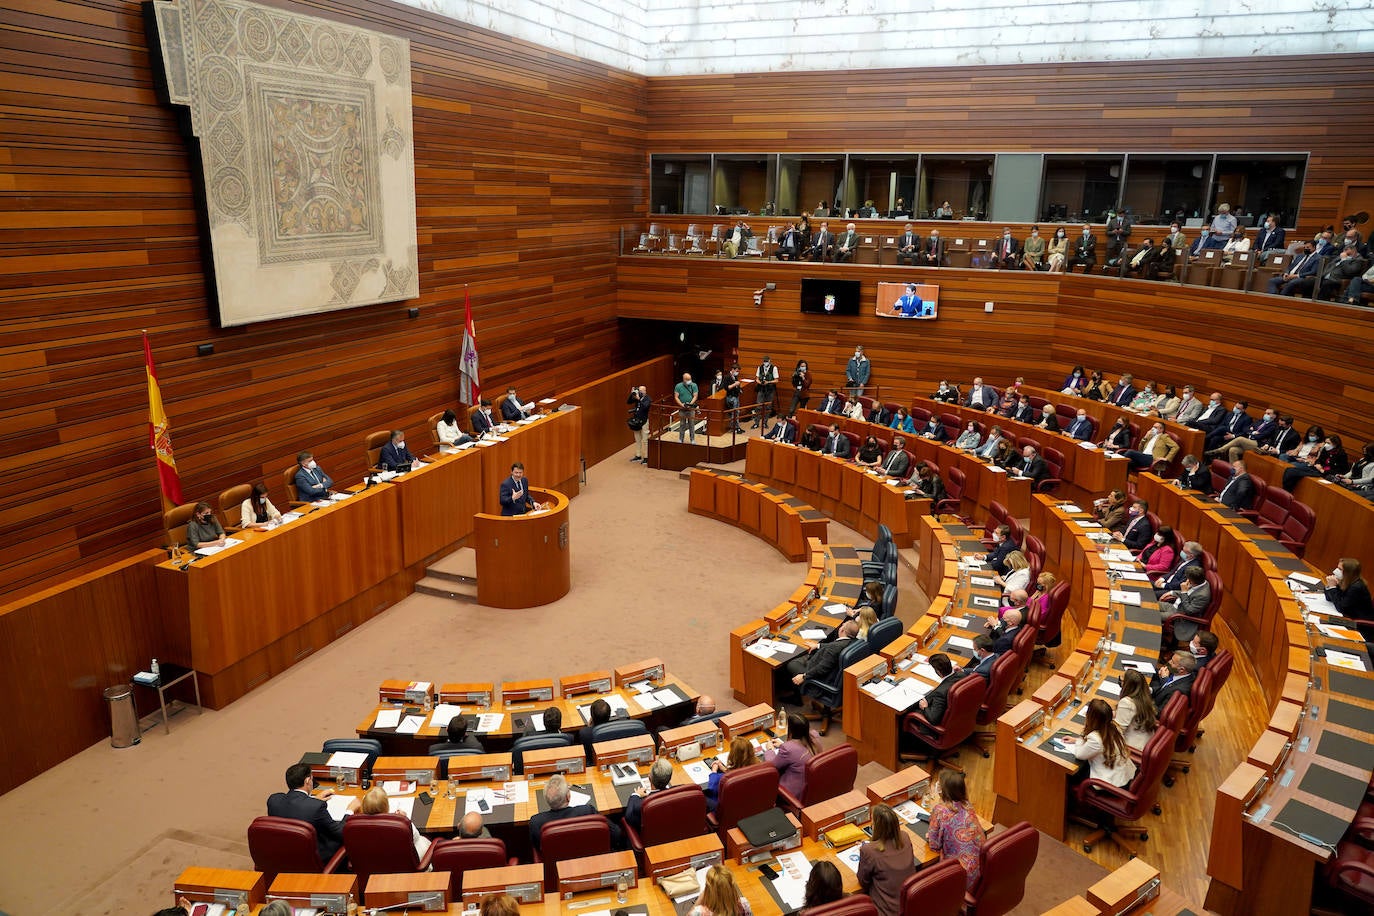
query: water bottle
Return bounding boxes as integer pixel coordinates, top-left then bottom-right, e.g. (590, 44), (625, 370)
(150, 658), (160, 680)
(775, 705), (786, 731)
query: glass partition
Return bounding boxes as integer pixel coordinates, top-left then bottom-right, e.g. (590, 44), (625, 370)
(920, 156), (995, 221)
(776, 154), (845, 217)
(1212, 154), (1307, 228)
(711, 155), (775, 216)
(1122, 154), (1213, 227)
(845, 155), (920, 218)
(1040, 155), (1124, 224)
(649, 155), (712, 215)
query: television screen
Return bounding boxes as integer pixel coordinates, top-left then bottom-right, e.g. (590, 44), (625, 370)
(800, 278), (862, 316)
(876, 281), (940, 320)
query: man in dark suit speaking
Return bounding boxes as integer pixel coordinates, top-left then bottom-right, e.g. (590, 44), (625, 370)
(499, 462), (541, 516)
(266, 762), (359, 863)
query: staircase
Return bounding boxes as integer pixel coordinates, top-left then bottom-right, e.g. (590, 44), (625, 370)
(415, 547), (478, 603)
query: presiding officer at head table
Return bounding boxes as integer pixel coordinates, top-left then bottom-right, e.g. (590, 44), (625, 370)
(499, 461), (546, 516)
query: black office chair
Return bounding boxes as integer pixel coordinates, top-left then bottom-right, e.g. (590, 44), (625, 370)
(511, 733), (574, 775)
(589, 719), (649, 743)
(866, 617), (903, 653)
(431, 747), (484, 778)
(321, 738), (382, 777)
(803, 639), (874, 735)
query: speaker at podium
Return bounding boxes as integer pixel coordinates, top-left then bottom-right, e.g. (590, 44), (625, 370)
(473, 487), (571, 608)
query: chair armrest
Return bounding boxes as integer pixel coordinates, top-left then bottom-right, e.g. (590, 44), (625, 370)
(323, 846), (347, 874)
(623, 821), (645, 853)
(1239, 509), (1261, 521)
(1075, 777), (1132, 807)
(418, 844), (435, 872)
(778, 786), (804, 816)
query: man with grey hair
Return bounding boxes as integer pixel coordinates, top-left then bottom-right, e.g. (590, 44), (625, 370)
(833, 222), (860, 263)
(528, 773), (599, 851)
(624, 758), (674, 834)
(458, 811), (491, 839)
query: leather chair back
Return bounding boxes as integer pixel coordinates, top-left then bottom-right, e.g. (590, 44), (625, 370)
(342, 812), (421, 885)
(429, 838), (512, 898)
(538, 814), (611, 891)
(928, 674), (987, 750)
(977, 646), (1028, 726)
(282, 465), (304, 504)
(802, 895), (879, 916)
(322, 737), (382, 775)
(432, 747), (485, 778)
(798, 744), (858, 807)
(945, 467), (966, 501)
(881, 585), (899, 620)
(898, 857), (966, 916)
(805, 639), (874, 708)
(1208, 458), (1233, 494)
(867, 616), (902, 650)
(940, 413), (961, 440)
(590, 719), (649, 744)
(365, 429), (391, 468)
(1280, 501), (1316, 554)
(511, 732), (574, 775)
(163, 501), (198, 549)
(712, 763), (779, 833)
(966, 820), (1039, 916)
(910, 406), (931, 425)
(219, 483), (253, 527)
(1257, 486), (1292, 527)
(637, 784), (708, 847)
(248, 815), (323, 884)
(1155, 691), (1189, 734)
(1178, 650), (1233, 748)
(428, 411), (446, 447)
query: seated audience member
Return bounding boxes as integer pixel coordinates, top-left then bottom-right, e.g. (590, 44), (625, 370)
(995, 387), (1019, 416)
(1169, 385), (1204, 424)
(500, 386), (532, 421)
(360, 786), (430, 858)
(1106, 373), (1136, 407)
(1151, 651), (1198, 707)
(890, 407), (917, 434)
(803, 862), (845, 910)
(816, 388), (844, 414)
(832, 223), (860, 263)
(1189, 629), (1220, 669)
(974, 425), (1005, 459)
(682, 695), (718, 726)
(1124, 238), (1162, 279)
(1036, 403), (1060, 432)
(921, 414), (949, 442)
(1127, 382), (1158, 413)
(776, 222), (802, 261)
(1063, 698), (1136, 789)
(436, 409), (472, 446)
(379, 429), (422, 471)
(1082, 369), (1112, 401)
(431, 715), (484, 753)
(624, 758), (674, 834)
(855, 435), (883, 467)
(919, 229), (945, 267)
(1120, 421), (1179, 470)
(186, 501), (226, 551)
(1325, 559), (1374, 640)
(934, 200), (954, 219)
(1060, 365), (1089, 395)
(1064, 408), (1094, 441)
(779, 619), (860, 704)
(965, 377), (998, 411)
(705, 736), (760, 813)
(986, 607), (1025, 654)
(481, 896), (521, 916)
(763, 713), (818, 800)
(1138, 525), (1176, 574)
(930, 380), (960, 403)
(895, 223), (920, 266)
(1222, 225), (1250, 264)
(908, 463), (946, 502)
(991, 227), (1019, 269)
(1207, 402), (1252, 451)
(854, 605), (880, 640)
(1068, 226), (1097, 273)
(1021, 226), (1046, 270)
(578, 698), (612, 761)
(689, 865), (753, 916)
(963, 634), (997, 676)
(1282, 424), (1326, 464)
(1112, 499), (1154, 552)
(458, 812), (491, 839)
(293, 450), (335, 501)
(877, 435), (910, 478)
(1150, 385), (1180, 419)
(991, 438), (1020, 470)
(993, 550), (1031, 593)
(1254, 215), (1286, 261)
(843, 398), (867, 421)
(1154, 540), (1204, 592)
(1216, 459), (1256, 510)
(1335, 443), (1374, 494)
(926, 770), (986, 892)
(888, 198), (909, 219)
(528, 774), (604, 851)
(1014, 445), (1047, 484)
(1093, 488), (1128, 530)
(1341, 259), (1374, 305)
(266, 762), (359, 862)
(1025, 574), (1055, 623)
(1187, 392), (1228, 436)
(868, 401), (893, 426)
(809, 221), (833, 261)
(1266, 238), (1324, 296)
(1282, 434), (1349, 491)
(821, 423), (852, 458)
(799, 425), (823, 451)
(1160, 567), (1211, 639)
(1010, 394), (1036, 424)
(954, 421), (982, 451)
(471, 399), (499, 435)
(857, 803), (920, 916)
(764, 418), (797, 444)
(908, 653), (966, 735)
(1175, 455), (1212, 493)
(724, 220), (754, 258)
(1318, 244), (1369, 301)
(1206, 406), (1277, 460)
(238, 482), (282, 530)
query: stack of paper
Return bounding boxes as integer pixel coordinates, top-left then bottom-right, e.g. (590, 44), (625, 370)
(327, 751), (368, 770)
(194, 537), (244, 557)
(822, 602), (850, 615)
(429, 704), (464, 728)
(374, 708), (402, 729)
(474, 712), (504, 733)
(381, 780), (416, 796)
(396, 715), (425, 735)
(1109, 590), (1142, 606)
(1326, 649), (1368, 672)
(326, 794), (355, 820)
(876, 678), (932, 710)
(329, 491), (352, 500)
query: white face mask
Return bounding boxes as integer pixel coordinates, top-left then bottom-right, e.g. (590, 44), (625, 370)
(1154, 534), (1165, 544)
(306, 460), (317, 470)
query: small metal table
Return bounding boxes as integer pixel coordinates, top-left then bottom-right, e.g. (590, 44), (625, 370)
(133, 663), (203, 734)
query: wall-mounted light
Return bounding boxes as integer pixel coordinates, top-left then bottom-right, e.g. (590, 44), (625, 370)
(408, 307), (420, 319)
(196, 343), (214, 356)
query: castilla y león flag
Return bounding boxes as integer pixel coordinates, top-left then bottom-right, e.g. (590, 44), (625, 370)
(459, 288), (481, 405)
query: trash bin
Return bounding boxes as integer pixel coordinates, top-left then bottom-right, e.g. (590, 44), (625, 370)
(104, 685), (141, 748)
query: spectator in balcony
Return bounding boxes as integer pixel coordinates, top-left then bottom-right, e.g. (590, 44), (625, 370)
(1021, 226), (1045, 271)
(1069, 225), (1097, 273)
(1046, 226), (1069, 273)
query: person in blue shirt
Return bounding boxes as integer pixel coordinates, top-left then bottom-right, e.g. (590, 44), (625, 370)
(894, 283), (923, 317)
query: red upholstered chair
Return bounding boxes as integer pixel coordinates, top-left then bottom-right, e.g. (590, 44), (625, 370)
(247, 815), (344, 886)
(940, 413), (961, 440)
(935, 467), (967, 523)
(1276, 501), (1316, 556)
(1031, 580), (1071, 662)
(900, 673), (987, 773)
(779, 743), (858, 814)
(1208, 458), (1232, 494)
(973, 633), (1034, 751)
(1076, 724), (1173, 858)
(803, 894), (879, 916)
(1323, 835), (1374, 910)
(342, 812), (434, 887)
(980, 501), (1010, 545)
(1248, 484), (1291, 527)
(534, 814), (611, 891)
(624, 784), (708, 861)
(898, 857), (967, 916)
(428, 837), (517, 899)
(1022, 535), (1045, 573)
(1036, 448), (1065, 496)
(964, 821), (1039, 916)
(840, 431), (862, 457)
(910, 406), (931, 425)
(706, 763), (779, 838)
(1165, 650), (1234, 785)
(1163, 569), (1223, 648)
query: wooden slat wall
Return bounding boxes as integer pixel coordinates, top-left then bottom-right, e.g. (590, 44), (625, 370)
(616, 260), (1374, 449)
(0, 0), (649, 598)
(643, 54), (1374, 238)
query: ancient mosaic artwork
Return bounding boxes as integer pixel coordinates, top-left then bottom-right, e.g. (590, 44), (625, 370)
(149, 0), (419, 326)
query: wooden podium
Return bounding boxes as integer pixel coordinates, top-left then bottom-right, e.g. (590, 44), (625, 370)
(473, 487), (571, 608)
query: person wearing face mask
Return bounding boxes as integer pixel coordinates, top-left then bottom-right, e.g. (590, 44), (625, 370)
(1063, 408), (1094, 441)
(1159, 569), (1212, 643)
(470, 398), (498, 436)
(1103, 210), (1131, 267)
(1205, 400), (1255, 452)
(1021, 225), (1045, 271)
(921, 414), (949, 443)
(1059, 365), (1088, 395)
(1139, 525), (1177, 574)
(1149, 385), (1180, 419)
(753, 356), (779, 429)
(1068, 225), (1097, 273)
(1335, 443), (1374, 494)
(845, 345), (871, 398)
(1082, 369), (1111, 401)
(1325, 559), (1374, 640)
(1207, 408), (1282, 461)
(293, 450), (335, 501)
(1216, 459), (1256, 510)
(855, 434), (883, 468)
(1036, 403), (1060, 433)
(185, 501), (226, 551)
(991, 227), (1019, 270)
(974, 425), (1004, 459)
(1010, 394), (1036, 425)
(954, 421), (982, 451)
(1100, 417), (1133, 452)
(1189, 629), (1220, 669)
(964, 376), (997, 411)
(1187, 391), (1227, 436)
(930, 379), (960, 404)
(919, 230), (945, 267)
(1112, 499), (1154, 552)
(1167, 385), (1203, 424)
(1174, 455), (1212, 493)
(787, 360), (813, 417)
(1014, 445), (1047, 484)
(1282, 434), (1349, 491)
(378, 429), (422, 472)
(238, 482), (282, 531)
(983, 524), (1017, 574)
(1254, 215), (1286, 263)
(1046, 227), (1069, 273)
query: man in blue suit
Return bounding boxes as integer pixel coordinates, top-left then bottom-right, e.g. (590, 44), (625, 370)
(1064, 408), (1094, 441)
(963, 635), (997, 677)
(1268, 239), (1324, 295)
(293, 451), (334, 501)
(471, 399), (498, 435)
(499, 462), (537, 515)
(378, 429), (420, 471)
(1254, 216), (1286, 262)
(266, 763), (359, 863)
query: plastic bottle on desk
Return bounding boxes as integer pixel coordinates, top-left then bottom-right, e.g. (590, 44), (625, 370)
(151, 658), (160, 681)
(775, 706), (786, 731)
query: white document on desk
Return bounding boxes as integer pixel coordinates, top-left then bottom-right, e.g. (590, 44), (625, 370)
(1326, 649), (1368, 671)
(1108, 562), (1136, 571)
(635, 691), (663, 710)
(382, 780), (415, 797)
(799, 628), (828, 640)
(1118, 571), (1151, 582)
(823, 602), (850, 615)
(986, 465), (1007, 474)
(682, 760), (713, 786)
(862, 679), (896, 697)
(912, 662), (940, 682)
(396, 715), (425, 735)
(329, 491), (352, 500)
(1104, 549), (1135, 562)
(474, 713), (504, 733)
(947, 635), (976, 651)
(946, 615), (974, 629)
(836, 844), (863, 874)
(744, 641), (776, 659)
(650, 687), (680, 707)
(877, 678), (931, 710)
(1110, 590), (1142, 606)
(373, 708), (402, 729)
(327, 751), (368, 770)
(194, 537), (243, 557)
(500, 781), (530, 804)
(280, 512), (302, 523)
(1098, 680), (1122, 696)
(1119, 659), (1156, 675)
(326, 794), (354, 820)
(429, 704), (463, 728)
(568, 789), (592, 808)
(1075, 520), (1103, 529)
(1058, 504), (1084, 514)
(971, 576), (996, 588)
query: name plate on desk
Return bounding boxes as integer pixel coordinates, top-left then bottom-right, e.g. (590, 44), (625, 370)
(556, 852), (638, 896)
(522, 744), (586, 775)
(501, 680), (554, 703)
(1086, 858), (1161, 915)
(866, 767), (930, 808)
(561, 671), (612, 697)
(615, 658), (666, 687)
(439, 683), (493, 707)
(447, 753), (513, 783)
(461, 864), (545, 904)
(915, 615), (940, 648)
(801, 791), (871, 839)
(721, 704), (776, 741)
(593, 734), (656, 767)
(766, 603), (799, 632)
(644, 835), (726, 879)
(659, 721), (720, 758)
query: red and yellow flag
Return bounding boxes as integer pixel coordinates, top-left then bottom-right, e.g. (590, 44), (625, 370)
(143, 331), (184, 509)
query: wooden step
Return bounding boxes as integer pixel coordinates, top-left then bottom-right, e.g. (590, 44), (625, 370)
(415, 575), (478, 601)
(427, 547), (477, 582)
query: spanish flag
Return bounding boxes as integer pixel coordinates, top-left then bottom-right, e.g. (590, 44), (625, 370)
(143, 331), (184, 510)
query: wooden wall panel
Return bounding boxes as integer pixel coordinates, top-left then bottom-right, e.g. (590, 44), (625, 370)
(0, 0), (648, 598)
(643, 54), (1374, 238)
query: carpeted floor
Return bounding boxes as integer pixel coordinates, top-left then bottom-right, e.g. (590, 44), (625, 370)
(0, 442), (1108, 915)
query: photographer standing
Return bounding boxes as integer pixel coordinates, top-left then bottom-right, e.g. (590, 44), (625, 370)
(627, 385), (651, 463)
